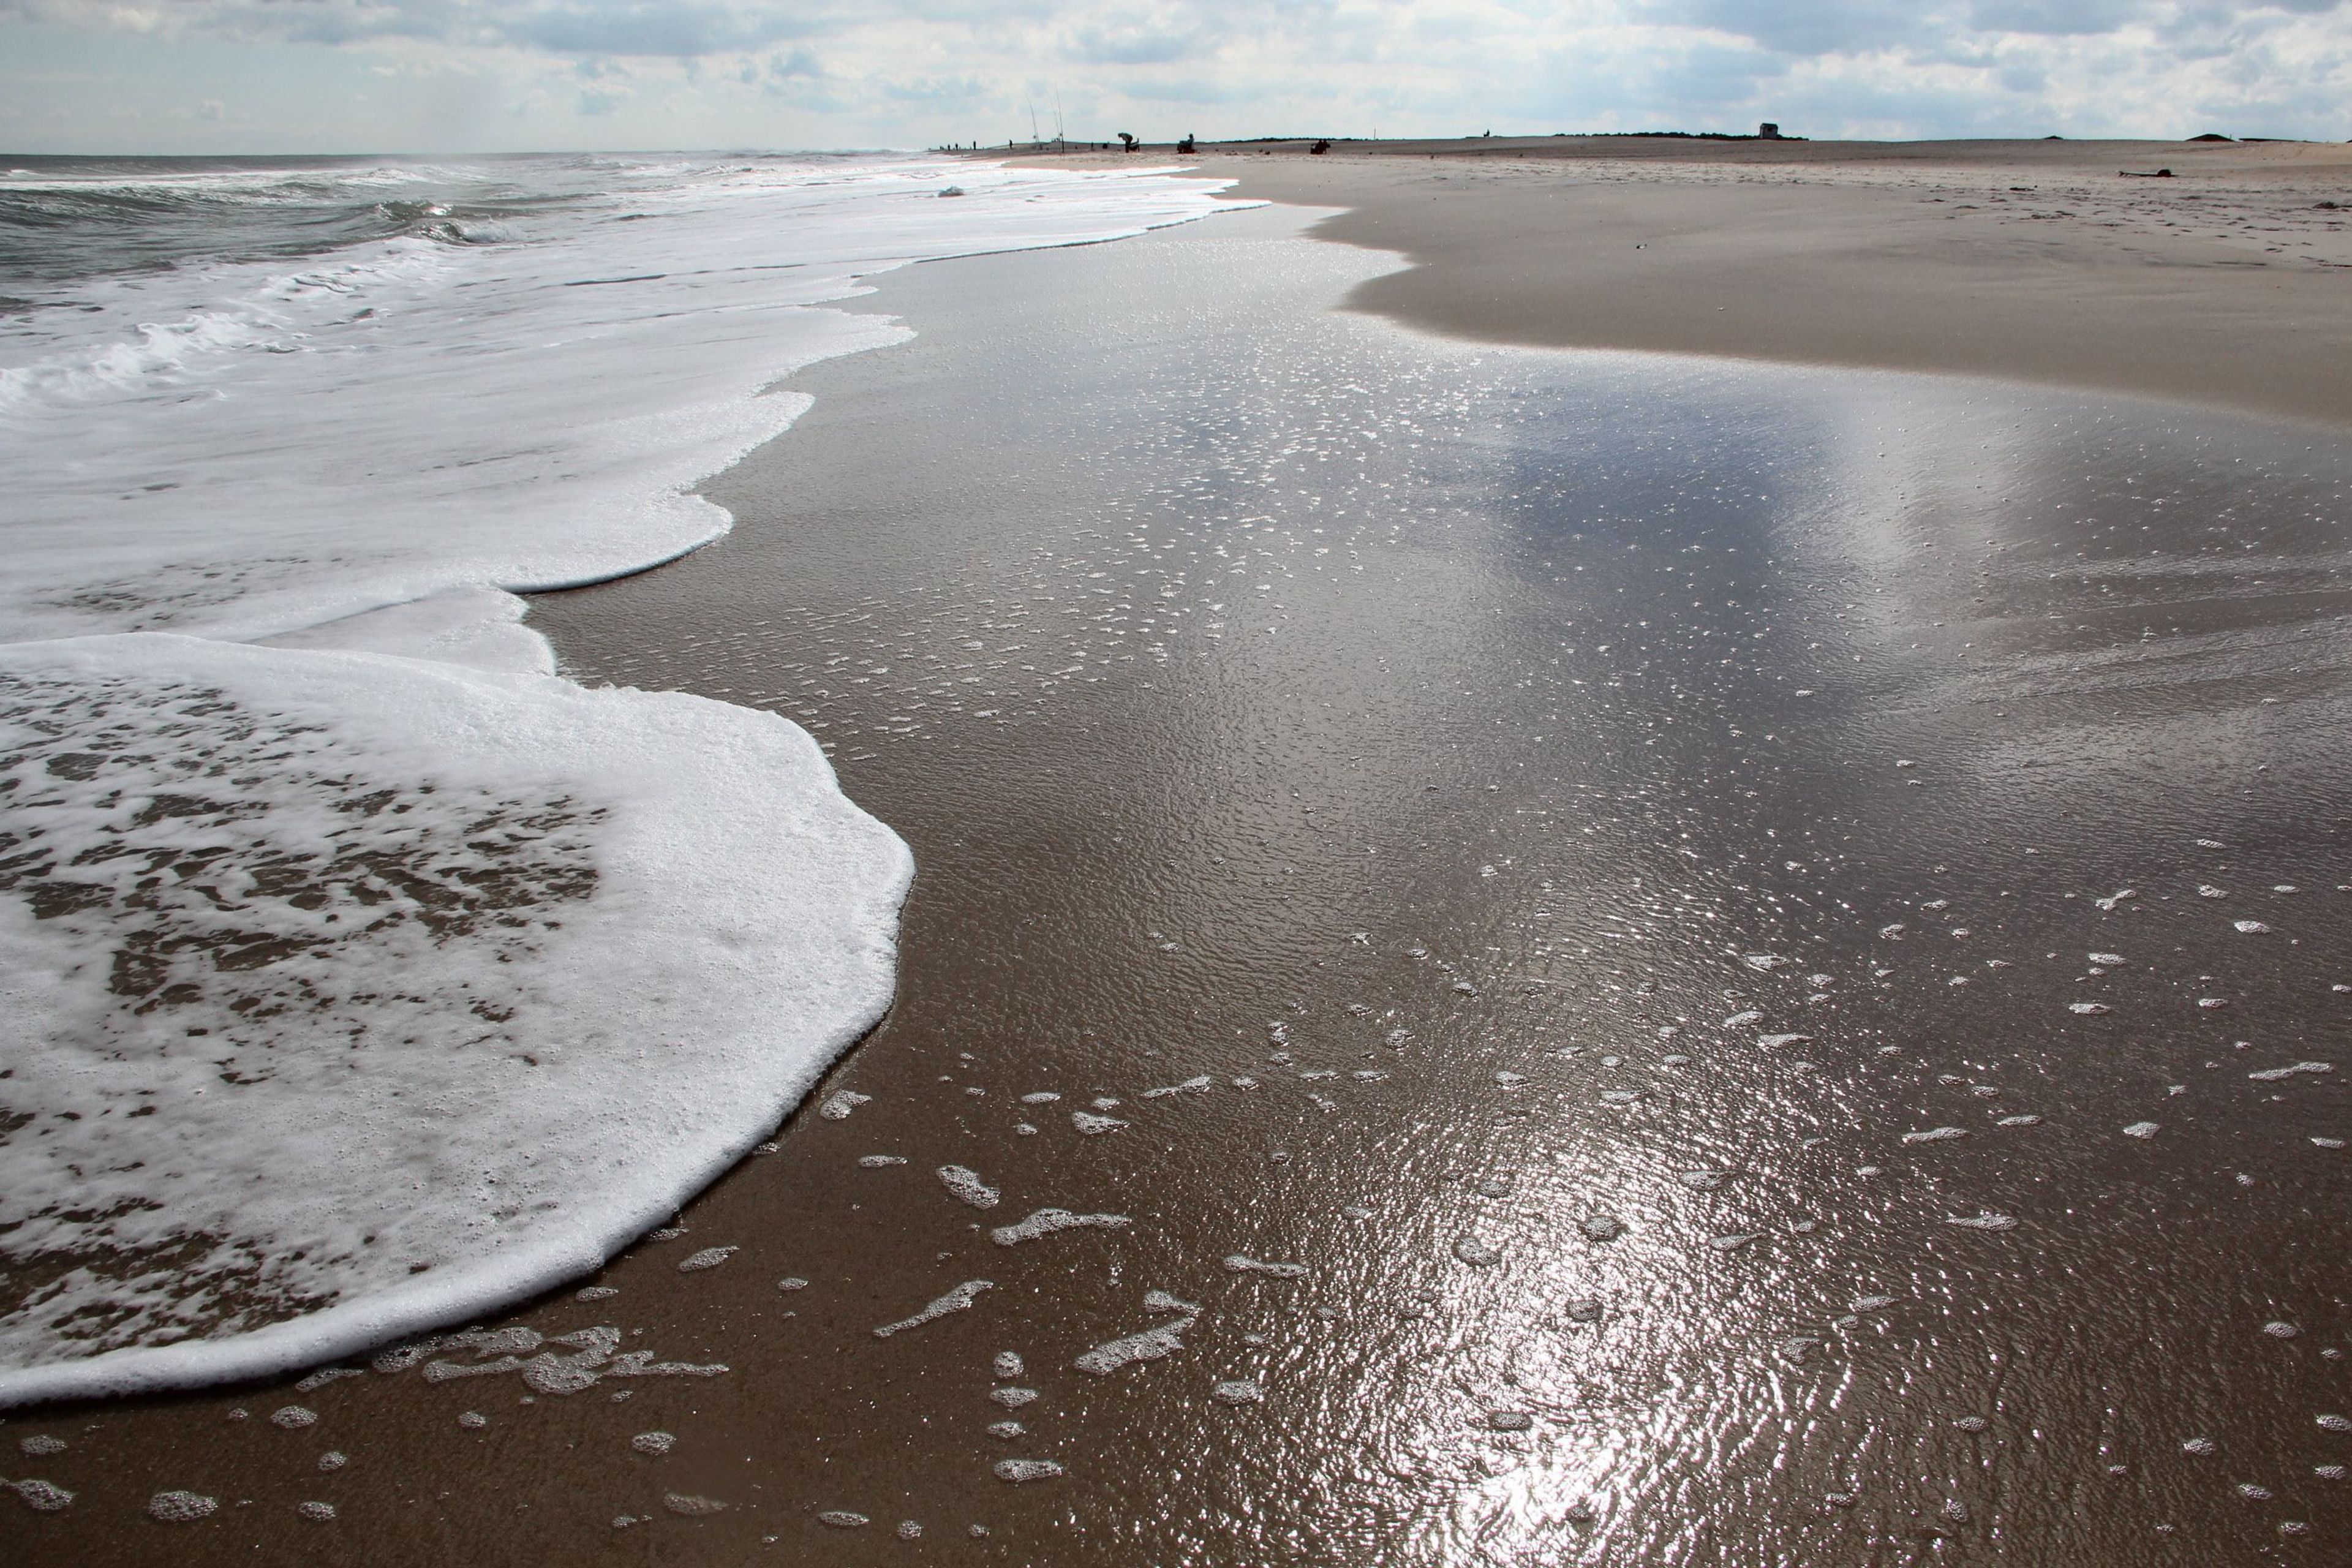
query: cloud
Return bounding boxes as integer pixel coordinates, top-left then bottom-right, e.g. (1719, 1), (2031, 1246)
(2, 0), (2348, 150)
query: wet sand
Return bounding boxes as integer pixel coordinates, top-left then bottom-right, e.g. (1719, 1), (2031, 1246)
(1042, 135), (2352, 430)
(12, 204), (2352, 1564)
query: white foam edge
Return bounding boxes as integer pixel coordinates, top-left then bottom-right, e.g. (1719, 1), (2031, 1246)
(0, 632), (913, 1409)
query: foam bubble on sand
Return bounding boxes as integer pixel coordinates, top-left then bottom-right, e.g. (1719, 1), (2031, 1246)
(937, 1166), (1002, 1209)
(0, 636), (908, 1406)
(819, 1091), (872, 1121)
(293, 1366), (363, 1392)
(875, 1280), (993, 1338)
(2250, 1062), (2332, 1081)
(1072, 1112), (1129, 1135)
(665, 1493), (726, 1517)
(677, 1246), (737, 1273)
(1213, 1379), (1264, 1405)
(987, 1420), (1025, 1438)
(271, 1405), (318, 1429)
(859, 1155), (908, 1167)
(993, 1351), (1025, 1378)
(149, 1490), (218, 1522)
(993, 1459), (1063, 1483)
(1075, 1316), (1196, 1375)
(399, 1322), (719, 1395)
(1144, 1291), (1200, 1314)
(2123, 1122), (2160, 1139)
(1947, 1211), (2019, 1231)
(1223, 1256), (1308, 1278)
(18, 1434), (65, 1455)
(632, 1431), (676, 1455)
(990, 1386), (1038, 1408)
(298, 1501), (337, 1521)
(1454, 1238), (1503, 1267)
(1141, 1076), (1215, 1099)
(992, 1209), (1132, 1246)
(1904, 1127), (1969, 1144)
(9, 1478), (73, 1511)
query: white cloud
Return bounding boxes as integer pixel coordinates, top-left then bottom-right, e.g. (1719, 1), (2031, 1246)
(0, 0), (2346, 150)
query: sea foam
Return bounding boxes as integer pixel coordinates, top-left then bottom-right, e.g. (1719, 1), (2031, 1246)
(0, 153), (1241, 1405)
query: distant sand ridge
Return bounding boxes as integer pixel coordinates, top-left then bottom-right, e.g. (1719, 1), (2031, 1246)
(1017, 136), (2352, 429)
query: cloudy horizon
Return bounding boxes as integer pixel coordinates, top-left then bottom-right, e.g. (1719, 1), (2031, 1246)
(3, 0), (2347, 156)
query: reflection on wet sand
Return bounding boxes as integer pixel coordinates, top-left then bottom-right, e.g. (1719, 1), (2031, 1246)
(14, 205), (2351, 1564)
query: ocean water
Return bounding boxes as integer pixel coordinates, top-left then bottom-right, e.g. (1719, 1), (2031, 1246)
(0, 153), (1240, 1404)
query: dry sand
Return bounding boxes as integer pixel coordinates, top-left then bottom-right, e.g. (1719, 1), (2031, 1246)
(1022, 135), (2352, 428)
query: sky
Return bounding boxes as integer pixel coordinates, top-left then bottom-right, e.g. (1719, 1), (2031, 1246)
(2, 1), (2348, 154)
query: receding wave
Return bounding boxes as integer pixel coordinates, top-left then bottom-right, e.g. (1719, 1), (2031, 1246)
(0, 152), (1246, 1405)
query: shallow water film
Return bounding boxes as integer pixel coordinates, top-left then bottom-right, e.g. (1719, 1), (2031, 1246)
(17, 206), (2351, 1564)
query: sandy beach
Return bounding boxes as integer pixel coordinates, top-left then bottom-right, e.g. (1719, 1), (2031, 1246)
(10, 146), (2352, 1564)
(1124, 136), (2352, 429)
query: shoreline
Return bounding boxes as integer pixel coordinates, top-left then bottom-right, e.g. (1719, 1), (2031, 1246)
(12, 182), (2352, 1564)
(999, 136), (2352, 430)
